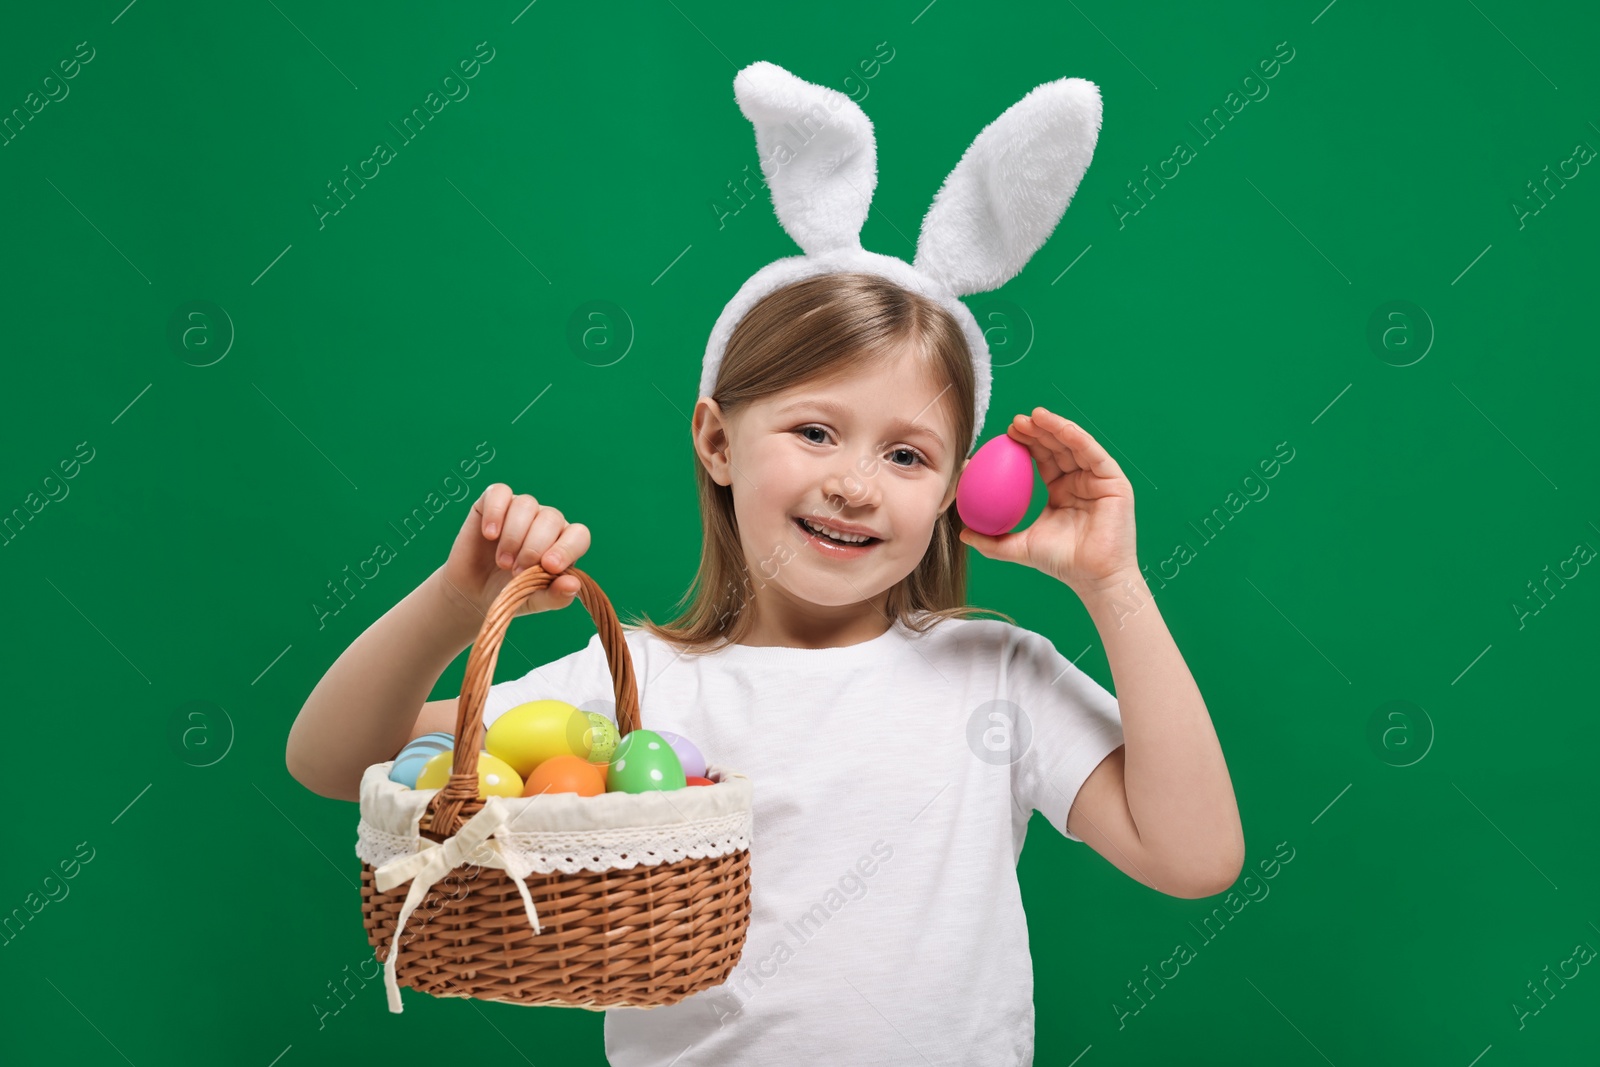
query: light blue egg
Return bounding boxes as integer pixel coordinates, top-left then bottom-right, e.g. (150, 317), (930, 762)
(388, 731), (455, 788)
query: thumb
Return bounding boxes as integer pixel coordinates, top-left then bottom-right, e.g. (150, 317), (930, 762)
(959, 527), (1022, 563)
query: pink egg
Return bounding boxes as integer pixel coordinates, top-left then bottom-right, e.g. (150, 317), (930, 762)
(957, 434), (1035, 535)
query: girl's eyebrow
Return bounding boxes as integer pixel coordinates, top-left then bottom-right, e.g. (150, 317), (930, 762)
(775, 398), (947, 452)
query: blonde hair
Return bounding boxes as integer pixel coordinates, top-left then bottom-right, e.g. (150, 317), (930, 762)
(626, 272), (1014, 655)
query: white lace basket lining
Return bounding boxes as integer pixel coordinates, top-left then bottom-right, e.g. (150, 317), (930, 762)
(354, 760), (753, 876)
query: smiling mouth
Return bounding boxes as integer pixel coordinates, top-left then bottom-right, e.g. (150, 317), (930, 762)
(793, 517), (882, 546)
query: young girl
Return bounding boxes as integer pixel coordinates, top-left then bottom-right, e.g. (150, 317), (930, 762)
(287, 270), (1243, 1065)
(289, 62), (1242, 1066)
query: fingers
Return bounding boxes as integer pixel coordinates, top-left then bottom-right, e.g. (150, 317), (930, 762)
(497, 495), (541, 570)
(1007, 417), (1064, 482)
(539, 522), (590, 576)
(1011, 412), (1079, 475)
(510, 509), (592, 584)
(1017, 409), (1127, 483)
(475, 483), (516, 539)
(471, 484), (590, 600)
(529, 521), (591, 603)
(512, 506), (566, 575)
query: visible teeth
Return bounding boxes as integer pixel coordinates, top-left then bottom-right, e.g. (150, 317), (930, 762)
(802, 518), (871, 544)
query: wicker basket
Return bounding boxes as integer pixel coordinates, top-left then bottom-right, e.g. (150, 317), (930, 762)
(357, 564), (753, 1012)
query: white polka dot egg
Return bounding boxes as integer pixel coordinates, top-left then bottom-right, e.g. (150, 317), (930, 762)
(603, 729), (687, 794)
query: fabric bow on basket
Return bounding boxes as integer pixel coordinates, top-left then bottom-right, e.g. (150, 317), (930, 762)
(372, 796), (542, 1013)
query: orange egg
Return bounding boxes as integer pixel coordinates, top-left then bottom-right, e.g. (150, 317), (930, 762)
(523, 754), (606, 797)
(686, 776), (714, 787)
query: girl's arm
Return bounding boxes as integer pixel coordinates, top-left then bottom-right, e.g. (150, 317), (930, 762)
(1076, 569), (1244, 894)
(285, 484), (593, 802)
(961, 408), (1244, 897)
(285, 568), (480, 801)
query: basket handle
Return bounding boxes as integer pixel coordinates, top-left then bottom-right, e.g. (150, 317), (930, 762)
(436, 565), (642, 817)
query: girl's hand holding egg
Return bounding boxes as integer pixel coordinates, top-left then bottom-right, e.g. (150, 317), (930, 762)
(959, 407), (1140, 599)
(434, 483), (592, 620)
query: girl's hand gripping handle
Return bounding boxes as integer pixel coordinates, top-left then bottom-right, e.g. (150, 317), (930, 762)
(440, 483), (592, 620)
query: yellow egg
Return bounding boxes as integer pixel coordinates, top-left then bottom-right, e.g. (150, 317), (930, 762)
(484, 699), (590, 777)
(415, 748), (524, 798)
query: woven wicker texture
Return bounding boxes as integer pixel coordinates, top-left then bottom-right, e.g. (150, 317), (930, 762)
(359, 564), (752, 1010)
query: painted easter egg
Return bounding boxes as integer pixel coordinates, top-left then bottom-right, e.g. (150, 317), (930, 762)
(389, 731), (455, 788)
(523, 754), (606, 797)
(605, 730), (686, 794)
(584, 712), (620, 764)
(655, 730), (707, 780)
(485, 699), (590, 778)
(415, 748), (524, 798)
(956, 433), (1035, 536)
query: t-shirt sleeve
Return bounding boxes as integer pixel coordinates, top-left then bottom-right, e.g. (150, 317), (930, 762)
(1004, 626), (1126, 843)
(480, 632), (617, 730)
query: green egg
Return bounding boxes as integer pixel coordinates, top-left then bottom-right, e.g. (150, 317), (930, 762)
(605, 729), (686, 793)
(584, 712), (620, 763)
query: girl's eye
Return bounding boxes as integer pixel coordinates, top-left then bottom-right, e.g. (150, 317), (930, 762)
(888, 447), (927, 469)
(795, 426), (927, 468)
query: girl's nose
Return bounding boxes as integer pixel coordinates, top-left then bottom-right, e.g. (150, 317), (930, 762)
(822, 462), (880, 508)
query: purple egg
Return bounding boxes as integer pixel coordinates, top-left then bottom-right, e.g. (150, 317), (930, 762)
(655, 730), (706, 779)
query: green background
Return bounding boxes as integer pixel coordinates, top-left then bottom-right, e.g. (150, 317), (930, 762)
(4, 0), (1596, 1063)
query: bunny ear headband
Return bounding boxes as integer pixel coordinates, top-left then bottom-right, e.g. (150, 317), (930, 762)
(699, 60), (1104, 455)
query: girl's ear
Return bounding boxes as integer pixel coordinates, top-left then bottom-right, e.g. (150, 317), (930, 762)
(913, 77), (1104, 296)
(732, 61), (878, 256)
(692, 398), (734, 487)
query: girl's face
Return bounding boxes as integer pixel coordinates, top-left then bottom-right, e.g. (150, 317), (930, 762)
(692, 345), (969, 639)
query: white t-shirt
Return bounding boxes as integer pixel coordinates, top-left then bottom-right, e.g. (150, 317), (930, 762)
(481, 614), (1125, 1067)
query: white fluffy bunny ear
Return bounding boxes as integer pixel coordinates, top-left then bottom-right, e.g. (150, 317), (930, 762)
(732, 61), (878, 256)
(913, 77), (1103, 296)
